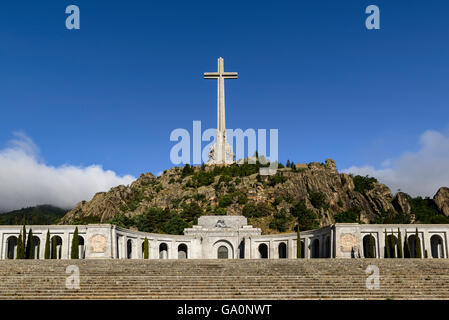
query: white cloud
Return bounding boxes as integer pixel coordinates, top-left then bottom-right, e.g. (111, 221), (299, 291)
(0, 132), (135, 212)
(343, 129), (449, 197)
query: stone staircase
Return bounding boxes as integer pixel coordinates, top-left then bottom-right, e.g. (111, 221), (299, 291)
(0, 259), (448, 299)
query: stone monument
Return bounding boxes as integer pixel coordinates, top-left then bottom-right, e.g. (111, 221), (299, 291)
(204, 57), (236, 165)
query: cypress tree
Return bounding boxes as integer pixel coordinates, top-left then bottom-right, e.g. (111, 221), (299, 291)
(17, 231), (23, 259)
(44, 230), (50, 259)
(296, 226), (301, 258)
(368, 233), (375, 258)
(384, 229), (390, 258)
(71, 227), (79, 259)
(21, 225), (26, 259)
(143, 237), (149, 259)
(397, 228), (403, 258)
(25, 229), (34, 259)
(415, 228), (422, 258)
(389, 231), (396, 258)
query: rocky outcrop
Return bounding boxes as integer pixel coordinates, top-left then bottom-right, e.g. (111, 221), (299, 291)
(60, 159), (412, 231)
(434, 187), (449, 217)
(392, 192), (412, 214)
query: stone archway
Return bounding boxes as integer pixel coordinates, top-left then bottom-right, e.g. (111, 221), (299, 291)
(363, 234), (376, 258)
(178, 244), (188, 259)
(51, 236), (63, 259)
(431, 235), (444, 258)
(6, 236), (18, 259)
(278, 242), (287, 259)
(214, 240), (234, 259)
(78, 236), (85, 259)
(32, 236), (40, 259)
(258, 244), (268, 259)
(311, 239), (320, 258)
(159, 243), (168, 259)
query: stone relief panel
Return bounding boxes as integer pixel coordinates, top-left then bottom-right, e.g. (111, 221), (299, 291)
(338, 233), (359, 252)
(89, 234), (108, 253)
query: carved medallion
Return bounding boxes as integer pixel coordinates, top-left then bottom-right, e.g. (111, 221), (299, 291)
(214, 219), (228, 228)
(89, 234), (107, 253)
(339, 233), (358, 252)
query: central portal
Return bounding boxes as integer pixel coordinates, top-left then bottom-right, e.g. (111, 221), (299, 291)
(217, 246), (229, 259)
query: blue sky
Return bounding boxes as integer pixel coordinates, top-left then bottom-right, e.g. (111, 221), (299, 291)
(0, 0), (449, 210)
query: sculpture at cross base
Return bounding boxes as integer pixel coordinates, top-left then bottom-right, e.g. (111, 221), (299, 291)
(204, 57), (236, 165)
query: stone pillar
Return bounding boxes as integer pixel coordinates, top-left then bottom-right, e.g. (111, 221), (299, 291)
(305, 238), (310, 259)
(111, 227), (117, 259)
(288, 238), (294, 259)
(330, 228), (334, 258)
(170, 241), (176, 259)
(63, 232), (70, 259)
(423, 231), (431, 259)
(150, 240), (157, 259)
(379, 230), (385, 259)
(0, 232), (4, 259)
(244, 237), (251, 259)
(269, 240), (275, 259)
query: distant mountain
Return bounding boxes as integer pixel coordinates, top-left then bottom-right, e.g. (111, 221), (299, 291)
(0, 205), (68, 225)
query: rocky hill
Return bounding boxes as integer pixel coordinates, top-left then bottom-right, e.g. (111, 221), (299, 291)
(59, 159), (449, 234)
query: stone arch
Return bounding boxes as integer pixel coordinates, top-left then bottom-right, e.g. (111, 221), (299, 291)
(213, 240), (234, 259)
(363, 234), (376, 258)
(51, 235), (63, 259)
(32, 236), (40, 259)
(258, 243), (268, 259)
(300, 240), (305, 258)
(127, 239), (133, 259)
(431, 235), (444, 259)
(311, 239), (320, 258)
(178, 244), (188, 259)
(405, 235), (418, 258)
(6, 236), (18, 259)
(78, 236), (85, 259)
(159, 243), (168, 259)
(278, 242), (287, 259)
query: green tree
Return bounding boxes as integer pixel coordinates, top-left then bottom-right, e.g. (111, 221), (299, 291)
(71, 227), (79, 259)
(290, 201), (319, 231)
(397, 228), (403, 258)
(21, 225), (26, 259)
(296, 227), (301, 258)
(143, 237), (149, 259)
(44, 230), (50, 259)
(17, 231), (23, 259)
(414, 229), (421, 257)
(269, 208), (290, 232)
(389, 232), (396, 258)
(163, 215), (189, 235)
(25, 228), (34, 259)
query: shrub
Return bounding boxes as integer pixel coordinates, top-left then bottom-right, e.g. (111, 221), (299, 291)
(218, 195), (233, 208)
(237, 194), (248, 205)
(334, 210), (359, 223)
(163, 215), (189, 235)
(290, 201), (319, 231)
(181, 164), (194, 178)
(215, 207), (227, 216)
(353, 175), (378, 194)
(267, 174), (287, 186)
(269, 208), (290, 232)
(309, 191), (328, 209)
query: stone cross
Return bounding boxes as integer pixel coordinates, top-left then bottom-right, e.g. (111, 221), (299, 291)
(204, 57), (237, 164)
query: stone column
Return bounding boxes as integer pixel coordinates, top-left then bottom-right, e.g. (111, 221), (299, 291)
(288, 238), (294, 259)
(111, 227), (117, 259)
(269, 240), (275, 259)
(244, 237), (251, 259)
(423, 231), (430, 259)
(305, 238), (310, 259)
(63, 232), (70, 259)
(379, 230), (385, 259)
(0, 232), (4, 259)
(170, 241), (176, 259)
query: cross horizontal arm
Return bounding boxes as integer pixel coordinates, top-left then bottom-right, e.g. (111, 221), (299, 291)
(204, 72), (238, 79)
